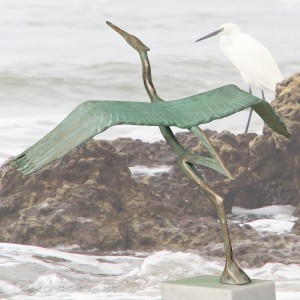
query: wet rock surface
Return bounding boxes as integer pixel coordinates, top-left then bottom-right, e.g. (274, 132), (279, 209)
(0, 73), (300, 268)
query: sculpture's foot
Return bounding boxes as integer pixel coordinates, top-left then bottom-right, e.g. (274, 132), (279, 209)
(220, 259), (251, 285)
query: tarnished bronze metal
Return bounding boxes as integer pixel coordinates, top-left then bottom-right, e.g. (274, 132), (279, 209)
(13, 22), (291, 285)
(108, 22), (252, 285)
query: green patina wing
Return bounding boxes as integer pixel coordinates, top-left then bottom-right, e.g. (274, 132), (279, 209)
(168, 85), (289, 137)
(14, 84), (289, 175)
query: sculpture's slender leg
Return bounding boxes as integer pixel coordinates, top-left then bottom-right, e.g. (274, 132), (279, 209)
(177, 155), (251, 285)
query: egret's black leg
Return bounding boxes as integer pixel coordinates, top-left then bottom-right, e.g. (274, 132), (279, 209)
(245, 86), (253, 133)
(262, 89), (265, 101)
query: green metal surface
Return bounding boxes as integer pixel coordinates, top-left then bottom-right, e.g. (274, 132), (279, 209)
(14, 85), (289, 175)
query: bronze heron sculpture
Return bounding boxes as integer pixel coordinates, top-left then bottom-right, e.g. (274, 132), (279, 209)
(12, 22), (290, 285)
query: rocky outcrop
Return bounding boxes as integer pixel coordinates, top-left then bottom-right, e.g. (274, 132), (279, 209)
(0, 73), (299, 266)
(111, 138), (176, 166)
(226, 74), (300, 210)
(0, 139), (249, 253)
(0, 140), (169, 250)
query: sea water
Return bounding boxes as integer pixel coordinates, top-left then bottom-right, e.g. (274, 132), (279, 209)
(0, 0), (300, 163)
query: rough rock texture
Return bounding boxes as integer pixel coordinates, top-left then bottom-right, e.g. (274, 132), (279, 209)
(0, 140), (246, 253)
(110, 130), (257, 218)
(0, 140), (174, 251)
(0, 73), (300, 267)
(226, 74), (300, 211)
(111, 138), (176, 166)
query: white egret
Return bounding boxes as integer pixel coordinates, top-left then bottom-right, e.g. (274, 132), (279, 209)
(196, 23), (283, 133)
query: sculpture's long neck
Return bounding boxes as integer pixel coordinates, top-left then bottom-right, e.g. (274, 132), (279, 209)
(139, 51), (162, 103)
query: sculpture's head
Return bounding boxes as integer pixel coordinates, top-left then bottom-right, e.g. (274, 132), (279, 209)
(106, 21), (150, 53)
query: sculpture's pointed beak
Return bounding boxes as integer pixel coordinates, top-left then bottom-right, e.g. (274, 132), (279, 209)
(106, 21), (150, 52)
(195, 28), (223, 42)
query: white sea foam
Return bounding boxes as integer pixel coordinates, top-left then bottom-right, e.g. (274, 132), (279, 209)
(0, 244), (298, 300)
(0, 280), (20, 296)
(232, 205), (296, 217)
(246, 218), (298, 234)
(232, 205), (298, 234)
(129, 165), (172, 177)
(0, 243), (131, 276)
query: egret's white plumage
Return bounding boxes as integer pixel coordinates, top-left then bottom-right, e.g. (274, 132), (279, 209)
(218, 23), (283, 91)
(196, 23), (283, 132)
